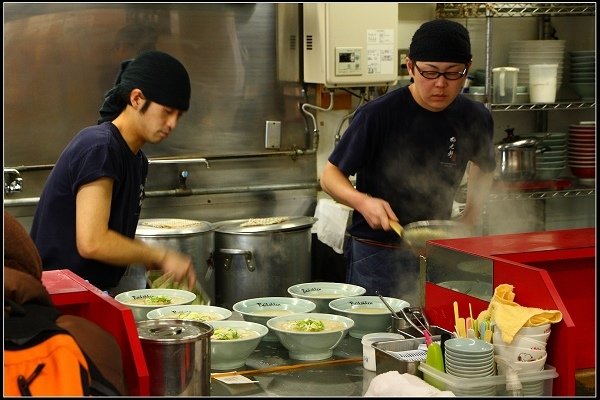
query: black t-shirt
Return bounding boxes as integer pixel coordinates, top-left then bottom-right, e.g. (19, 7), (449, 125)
(328, 86), (496, 243)
(30, 122), (148, 290)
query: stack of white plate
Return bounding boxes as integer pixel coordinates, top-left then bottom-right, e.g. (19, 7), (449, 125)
(568, 122), (596, 185)
(508, 40), (565, 89)
(444, 338), (496, 396)
(569, 50), (595, 100)
(534, 132), (568, 179)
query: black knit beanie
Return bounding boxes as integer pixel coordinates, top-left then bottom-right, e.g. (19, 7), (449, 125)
(98, 50), (191, 123)
(409, 19), (472, 64)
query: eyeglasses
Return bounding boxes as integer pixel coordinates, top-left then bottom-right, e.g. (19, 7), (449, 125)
(414, 63), (467, 80)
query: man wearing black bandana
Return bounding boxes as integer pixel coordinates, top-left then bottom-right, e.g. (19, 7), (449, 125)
(320, 20), (496, 306)
(31, 51), (197, 294)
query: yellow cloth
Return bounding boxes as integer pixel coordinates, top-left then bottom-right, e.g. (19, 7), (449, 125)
(480, 284), (562, 344)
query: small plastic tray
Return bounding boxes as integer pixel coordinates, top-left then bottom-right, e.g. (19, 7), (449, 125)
(418, 362), (558, 396)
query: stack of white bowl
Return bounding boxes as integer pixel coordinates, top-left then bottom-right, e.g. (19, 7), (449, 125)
(534, 132), (568, 179)
(508, 40), (565, 91)
(444, 338), (496, 396)
(493, 324), (551, 396)
(568, 50), (596, 100)
(567, 122), (596, 185)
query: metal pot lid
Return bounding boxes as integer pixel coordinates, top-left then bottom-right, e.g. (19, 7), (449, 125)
(136, 218), (213, 237)
(213, 216), (317, 234)
(137, 319), (213, 343)
(496, 138), (541, 150)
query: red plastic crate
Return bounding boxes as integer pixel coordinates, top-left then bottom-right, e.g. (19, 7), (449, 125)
(42, 270), (150, 396)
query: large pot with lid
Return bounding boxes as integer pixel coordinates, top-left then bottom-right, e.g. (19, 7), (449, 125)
(134, 218), (215, 303)
(213, 216), (317, 309)
(495, 130), (549, 180)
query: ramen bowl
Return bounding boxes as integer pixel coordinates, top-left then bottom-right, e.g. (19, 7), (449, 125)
(146, 304), (232, 322)
(287, 282), (366, 313)
(328, 296), (410, 338)
(206, 320), (268, 370)
(233, 297), (316, 342)
(267, 313), (354, 360)
(115, 288), (196, 322)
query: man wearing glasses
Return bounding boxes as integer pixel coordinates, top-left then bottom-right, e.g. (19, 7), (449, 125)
(320, 19), (496, 306)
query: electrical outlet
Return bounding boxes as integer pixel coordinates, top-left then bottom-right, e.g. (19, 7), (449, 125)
(265, 121), (281, 149)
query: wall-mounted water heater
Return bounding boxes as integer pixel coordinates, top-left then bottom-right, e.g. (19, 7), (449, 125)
(303, 3), (398, 88)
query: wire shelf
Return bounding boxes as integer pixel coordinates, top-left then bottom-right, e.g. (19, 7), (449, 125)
(436, 3), (596, 18)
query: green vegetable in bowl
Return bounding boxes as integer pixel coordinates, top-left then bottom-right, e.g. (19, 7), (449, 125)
(290, 318), (325, 332)
(144, 295), (172, 305)
(213, 328), (241, 340)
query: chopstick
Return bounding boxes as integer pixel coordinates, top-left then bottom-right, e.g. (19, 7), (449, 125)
(210, 357), (363, 379)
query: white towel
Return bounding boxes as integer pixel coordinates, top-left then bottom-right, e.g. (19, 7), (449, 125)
(311, 198), (351, 254)
(364, 371), (455, 397)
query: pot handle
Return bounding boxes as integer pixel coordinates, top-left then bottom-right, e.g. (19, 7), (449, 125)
(536, 145), (552, 154)
(217, 248), (255, 272)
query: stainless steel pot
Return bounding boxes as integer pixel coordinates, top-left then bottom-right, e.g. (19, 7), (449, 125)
(135, 218), (215, 303)
(213, 216), (317, 309)
(137, 319), (213, 396)
(495, 137), (549, 180)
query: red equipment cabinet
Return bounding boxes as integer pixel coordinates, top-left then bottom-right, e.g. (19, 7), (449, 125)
(423, 228), (595, 397)
(42, 269), (150, 396)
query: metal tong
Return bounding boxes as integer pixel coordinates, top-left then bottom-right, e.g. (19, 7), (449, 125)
(400, 307), (433, 346)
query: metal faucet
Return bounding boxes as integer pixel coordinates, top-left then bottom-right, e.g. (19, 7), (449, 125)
(4, 168), (23, 194)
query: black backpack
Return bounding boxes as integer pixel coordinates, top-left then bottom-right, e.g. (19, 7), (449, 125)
(4, 298), (122, 396)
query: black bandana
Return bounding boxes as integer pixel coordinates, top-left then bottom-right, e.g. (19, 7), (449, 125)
(409, 19), (472, 64)
(98, 50), (191, 123)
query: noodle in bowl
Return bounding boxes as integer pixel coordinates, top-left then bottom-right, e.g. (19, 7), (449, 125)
(266, 313), (354, 361)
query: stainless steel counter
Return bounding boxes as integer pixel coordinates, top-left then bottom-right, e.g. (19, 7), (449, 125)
(210, 334), (376, 397)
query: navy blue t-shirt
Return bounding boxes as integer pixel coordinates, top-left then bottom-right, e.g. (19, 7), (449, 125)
(329, 86), (496, 243)
(30, 122), (148, 290)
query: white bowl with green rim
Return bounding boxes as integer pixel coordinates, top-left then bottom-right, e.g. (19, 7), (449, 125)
(287, 282), (366, 313)
(146, 304), (232, 322)
(266, 313), (354, 361)
(115, 288), (196, 322)
(328, 296), (410, 338)
(206, 320), (268, 370)
(232, 297), (316, 342)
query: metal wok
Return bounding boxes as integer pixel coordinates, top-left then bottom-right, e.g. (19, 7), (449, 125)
(402, 220), (473, 251)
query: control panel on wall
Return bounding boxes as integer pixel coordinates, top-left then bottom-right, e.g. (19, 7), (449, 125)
(303, 3), (398, 87)
(335, 47), (362, 76)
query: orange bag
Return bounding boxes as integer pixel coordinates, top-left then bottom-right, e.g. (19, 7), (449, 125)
(4, 333), (91, 396)
(4, 299), (120, 397)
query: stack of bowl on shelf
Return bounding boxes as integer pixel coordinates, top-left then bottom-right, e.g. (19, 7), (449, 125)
(567, 122), (596, 185)
(508, 40), (565, 91)
(568, 50), (596, 100)
(443, 338), (497, 396)
(534, 132), (568, 179)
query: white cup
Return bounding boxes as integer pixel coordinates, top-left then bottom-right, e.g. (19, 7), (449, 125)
(529, 64), (558, 103)
(361, 332), (404, 371)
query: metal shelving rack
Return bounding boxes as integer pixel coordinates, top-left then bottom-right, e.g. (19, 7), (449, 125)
(491, 101), (596, 111)
(436, 3), (596, 116)
(436, 3), (596, 19)
(438, 4), (596, 232)
(489, 187), (595, 201)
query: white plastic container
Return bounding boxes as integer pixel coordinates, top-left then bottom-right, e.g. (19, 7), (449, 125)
(529, 64), (558, 103)
(418, 362), (558, 396)
(361, 332), (405, 371)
